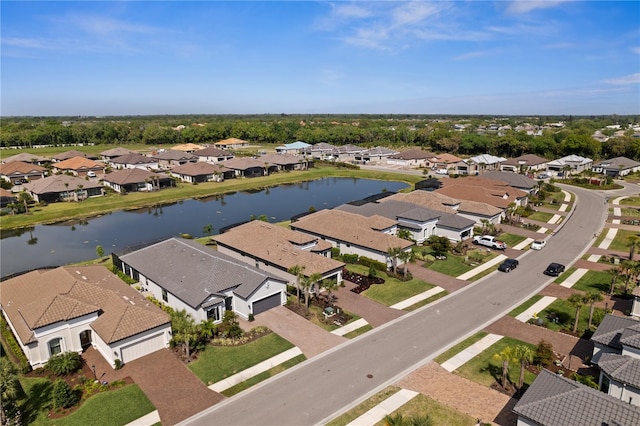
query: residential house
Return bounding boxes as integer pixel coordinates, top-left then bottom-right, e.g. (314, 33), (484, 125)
(193, 146), (235, 163)
(1, 152), (50, 166)
(290, 209), (414, 269)
(337, 199), (475, 243)
(259, 153), (309, 172)
(598, 353), (640, 406)
(592, 157), (640, 178)
(0, 161), (47, 185)
(456, 154), (506, 175)
(100, 147), (135, 161)
(170, 162), (232, 183)
(22, 175), (104, 202)
(353, 146), (399, 164)
(214, 138), (249, 149)
(172, 143), (205, 153)
(153, 150), (199, 170)
(501, 154), (549, 173)
(481, 171), (538, 195)
(0, 266), (171, 369)
(332, 144), (365, 161)
(116, 238), (288, 322)
(0, 188), (17, 208)
(219, 157), (267, 178)
(427, 153), (462, 171)
(52, 157), (105, 178)
(435, 176), (529, 209)
(52, 150), (98, 162)
(386, 149), (435, 168)
(102, 168), (173, 193)
(275, 141), (311, 154)
(633, 286), (640, 318)
(546, 155), (593, 177)
(512, 369), (640, 426)
(108, 153), (159, 170)
(299, 142), (338, 160)
(214, 220), (345, 286)
(591, 314), (640, 364)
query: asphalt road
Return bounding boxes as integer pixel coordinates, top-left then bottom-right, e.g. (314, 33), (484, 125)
(181, 183), (638, 426)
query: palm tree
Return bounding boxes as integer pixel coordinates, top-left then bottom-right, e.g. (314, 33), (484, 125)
(620, 260), (637, 294)
(608, 265), (624, 295)
(387, 247), (402, 274)
(492, 347), (514, 389)
(514, 345), (534, 389)
(568, 293), (587, 334)
(320, 278), (339, 305)
(628, 235), (639, 260)
(585, 291), (604, 329)
(302, 273), (323, 315)
(397, 249), (412, 278)
(0, 358), (21, 426)
(64, 182), (70, 201)
(171, 309), (197, 360)
(288, 265), (305, 306)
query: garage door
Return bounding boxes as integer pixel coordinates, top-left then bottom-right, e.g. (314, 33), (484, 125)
(252, 293), (281, 315)
(120, 333), (166, 364)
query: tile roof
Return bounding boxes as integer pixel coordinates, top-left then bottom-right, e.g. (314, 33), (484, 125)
(0, 161), (47, 175)
(120, 238), (285, 307)
(435, 177), (528, 208)
(100, 147), (135, 157)
(258, 153), (305, 166)
(110, 153), (157, 165)
(457, 199), (503, 217)
(102, 168), (167, 185)
(502, 154), (549, 167)
(153, 150), (199, 161)
(219, 157), (268, 170)
(382, 191), (458, 214)
(337, 200), (441, 222)
(436, 213), (476, 230)
(171, 162), (230, 176)
(334, 144), (365, 154)
(513, 369), (640, 426)
(301, 142), (336, 153)
(23, 174), (103, 194)
(0, 266), (170, 345)
(193, 147), (233, 157)
(591, 314), (639, 350)
(54, 156), (104, 171)
(52, 150), (97, 161)
(431, 153), (462, 164)
(0, 188), (17, 199)
(214, 221), (345, 276)
(599, 353), (640, 389)
(467, 153), (507, 165)
(290, 209), (413, 253)
(1, 153), (49, 163)
(481, 171), (537, 190)
(547, 155), (593, 166)
(388, 149), (435, 160)
(359, 146), (399, 156)
(593, 156), (640, 170)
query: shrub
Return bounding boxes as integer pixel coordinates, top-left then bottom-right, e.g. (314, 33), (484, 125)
(0, 316), (31, 373)
(534, 340), (555, 367)
(331, 247), (341, 258)
(52, 379), (79, 409)
(46, 351), (82, 376)
(358, 256), (387, 272)
(342, 253), (359, 264)
(248, 313), (255, 322)
(114, 358), (123, 370)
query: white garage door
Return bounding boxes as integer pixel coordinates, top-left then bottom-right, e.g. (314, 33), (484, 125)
(120, 333), (166, 363)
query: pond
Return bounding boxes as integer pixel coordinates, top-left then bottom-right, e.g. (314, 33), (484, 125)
(0, 178), (407, 277)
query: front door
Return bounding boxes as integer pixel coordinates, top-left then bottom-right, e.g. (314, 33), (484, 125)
(79, 330), (92, 350)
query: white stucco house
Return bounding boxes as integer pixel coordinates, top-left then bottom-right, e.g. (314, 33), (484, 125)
(0, 266), (171, 369)
(116, 238), (288, 322)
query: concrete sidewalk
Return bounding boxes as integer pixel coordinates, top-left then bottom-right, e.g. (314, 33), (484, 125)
(513, 237), (534, 250)
(390, 286), (445, 310)
(208, 347), (303, 392)
(559, 268), (588, 288)
(515, 296), (557, 322)
(331, 318), (370, 336)
(125, 411), (161, 426)
(456, 254), (507, 281)
(345, 389), (420, 426)
(598, 228), (618, 249)
(440, 333), (503, 372)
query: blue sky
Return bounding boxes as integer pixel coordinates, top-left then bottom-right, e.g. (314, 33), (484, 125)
(1, 1), (639, 116)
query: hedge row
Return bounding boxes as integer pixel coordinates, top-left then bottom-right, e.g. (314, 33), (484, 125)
(0, 315), (31, 373)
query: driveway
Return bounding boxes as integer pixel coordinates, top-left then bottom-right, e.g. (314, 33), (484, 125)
(241, 305), (347, 358)
(82, 348), (222, 426)
(333, 280), (406, 327)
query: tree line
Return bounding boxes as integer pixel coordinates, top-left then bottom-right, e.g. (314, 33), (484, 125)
(1, 114), (639, 160)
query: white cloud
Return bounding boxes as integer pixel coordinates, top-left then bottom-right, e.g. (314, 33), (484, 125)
(504, 1), (571, 15)
(332, 3), (373, 19)
(453, 50), (489, 61)
(2, 37), (50, 49)
(603, 73), (640, 85)
(391, 2), (442, 27)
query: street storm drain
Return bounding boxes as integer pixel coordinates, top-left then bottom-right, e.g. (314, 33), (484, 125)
(367, 374), (373, 379)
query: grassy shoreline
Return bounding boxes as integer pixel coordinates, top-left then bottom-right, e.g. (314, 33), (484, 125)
(1, 167), (422, 231)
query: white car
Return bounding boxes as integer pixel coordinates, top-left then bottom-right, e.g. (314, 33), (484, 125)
(531, 240), (546, 250)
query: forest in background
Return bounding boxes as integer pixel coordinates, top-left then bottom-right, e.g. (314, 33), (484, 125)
(1, 114), (639, 161)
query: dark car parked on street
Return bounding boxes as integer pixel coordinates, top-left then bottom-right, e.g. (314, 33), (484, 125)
(543, 262), (565, 276)
(498, 258), (519, 273)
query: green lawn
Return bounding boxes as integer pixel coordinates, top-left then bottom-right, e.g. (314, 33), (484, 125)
(434, 332), (488, 364)
(608, 229), (640, 252)
(188, 332), (294, 385)
(536, 298), (605, 334)
(221, 354), (306, 397)
(620, 196), (640, 207)
(527, 211), (554, 222)
(497, 233), (527, 248)
(343, 324), (374, 338)
(572, 270), (613, 293)
(427, 251), (498, 277)
(18, 377), (154, 426)
(326, 386), (401, 426)
(378, 393), (477, 426)
(554, 267), (577, 285)
(345, 264), (436, 306)
(1, 166), (422, 230)
(620, 208), (640, 217)
(509, 295), (543, 317)
(455, 337), (537, 388)
(402, 290), (449, 311)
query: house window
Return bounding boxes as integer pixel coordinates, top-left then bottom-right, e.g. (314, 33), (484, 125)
(48, 338), (62, 356)
(601, 374), (610, 394)
(207, 306), (221, 322)
(162, 288), (168, 302)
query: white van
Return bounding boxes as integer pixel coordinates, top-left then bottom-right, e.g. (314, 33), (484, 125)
(87, 171), (97, 178)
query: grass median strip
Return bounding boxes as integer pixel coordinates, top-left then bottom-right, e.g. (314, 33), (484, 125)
(221, 354), (307, 397)
(433, 332), (488, 365)
(509, 295), (543, 317)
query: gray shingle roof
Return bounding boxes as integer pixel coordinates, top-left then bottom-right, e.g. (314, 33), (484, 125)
(120, 238), (285, 308)
(481, 170), (537, 190)
(591, 314), (639, 350)
(336, 200), (441, 222)
(513, 369), (640, 426)
(153, 150), (198, 161)
(599, 353), (640, 389)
